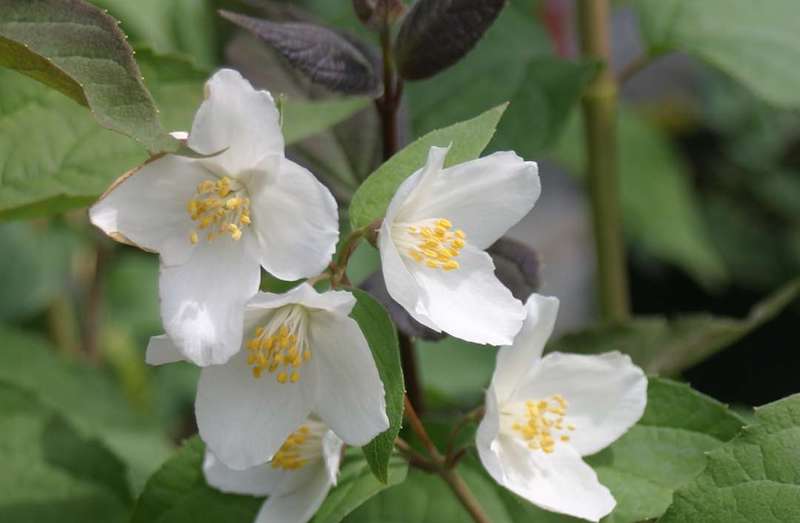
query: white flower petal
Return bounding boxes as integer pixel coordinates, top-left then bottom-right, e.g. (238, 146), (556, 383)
(492, 294), (559, 402)
(378, 217), (422, 326)
(254, 463), (331, 523)
(409, 245), (525, 345)
(248, 157), (339, 281)
(512, 352), (648, 456)
(401, 151), (540, 249)
(495, 437), (616, 522)
(308, 310), (389, 446)
(476, 387), (504, 482)
(188, 69), (283, 174)
(245, 285), (356, 323)
(196, 348), (316, 470)
(203, 450), (284, 496)
(159, 236), (260, 366)
(145, 334), (184, 366)
(89, 155), (208, 266)
(321, 430), (344, 486)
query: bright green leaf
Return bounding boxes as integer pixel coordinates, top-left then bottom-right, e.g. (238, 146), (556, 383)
(494, 378), (745, 523)
(346, 465), (512, 523)
(661, 393), (800, 522)
(283, 97), (371, 145)
(553, 108), (726, 284)
(349, 103), (508, 230)
(312, 452), (408, 523)
(131, 437), (261, 523)
(0, 381), (130, 522)
(0, 0), (175, 152)
(0, 50), (205, 220)
(0, 325), (171, 492)
(350, 289), (404, 483)
(549, 278), (800, 375)
(632, 0), (800, 108)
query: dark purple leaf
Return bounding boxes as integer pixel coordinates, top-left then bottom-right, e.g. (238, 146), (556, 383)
(487, 237), (540, 301)
(394, 0), (507, 81)
(219, 10), (383, 97)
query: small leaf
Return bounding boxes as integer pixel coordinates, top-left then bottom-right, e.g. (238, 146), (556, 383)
(661, 393), (800, 522)
(631, 0), (800, 108)
(487, 237), (540, 301)
(349, 289), (405, 483)
(218, 10), (382, 97)
(549, 278), (800, 375)
(349, 103), (507, 230)
(395, 0), (506, 81)
(0, 0), (175, 152)
(311, 451), (408, 523)
(282, 97), (371, 144)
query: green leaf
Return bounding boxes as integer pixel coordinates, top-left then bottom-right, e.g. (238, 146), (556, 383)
(0, 50), (205, 220)
(0, 380), (131, 522)
(345, 465), (512, 523)
(349, 103), (507, 230)
(0, 222), (76, 321)
(553, 108), (726, 284)
(418, 336), (496, 405)
(0, 325), (171, 492)
(661, 393), (800, 522)
(349, 289), (404, 483)
(282, 97), (372, 145)
(0, 0), (175, 152)
(632, 0), (800, 108)
(88, 0), (218, 68)
(492, 58), (599, 155)
(549, 278), (800, 375)
(312, 452), (408, 523)
(131, 437), (262, 523)
(494, 378), (746, 523)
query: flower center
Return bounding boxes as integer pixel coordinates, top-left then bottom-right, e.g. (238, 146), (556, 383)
(393, 218), (466, 270)
(508, 394), (575, 454)
(186, 176), (251, 244)
(246, 305), (310, 384)
(270, 422), (324, 471)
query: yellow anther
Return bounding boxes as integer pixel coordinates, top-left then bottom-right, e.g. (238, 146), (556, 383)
(401, 218), (466, 271)
(187, 177), (251, 244)
(225, 197), (241, 210)
(228, 224), (242, 241)
(451, 238), (465, 249)
(252, 367), (262, 379)
(190, 232), (199, 244)
(409, 250), (423, 262)
(279, 326), (289, 337)
(425, 260), (439, 269)
(455, 229), (465, 239)
(198, 180), (215, 193)
(246, 311), (311, 383)
(434, 226), (447, 237)
(277, 372), (288, 384)
(443, 260), (459, 271)
(290, 371), (300, 383)
(513, 394), (573, 454)
(303, 350), (311, 361)
(437, 218), (452, 228)
(240, 214), (251, 225)
(560, 435), (570, 442)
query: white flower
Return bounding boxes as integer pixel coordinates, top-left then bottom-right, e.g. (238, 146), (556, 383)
(204, 417), (342, 523)
(378, 145), (540, 345)
(146, 283), (389, 470)
(90, 69), (339, 367)
(477, 294), (648, 522)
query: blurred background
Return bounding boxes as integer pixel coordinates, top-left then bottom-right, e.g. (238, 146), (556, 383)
(1, 0), (799, 514)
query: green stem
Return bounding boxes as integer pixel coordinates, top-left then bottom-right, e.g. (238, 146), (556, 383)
(577, 0), (630, 323)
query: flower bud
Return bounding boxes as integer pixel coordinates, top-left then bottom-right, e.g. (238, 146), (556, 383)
(352, 0), (406, 30)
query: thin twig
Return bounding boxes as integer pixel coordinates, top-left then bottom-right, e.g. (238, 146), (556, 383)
(441, 468), (493, 523)
(445, 406), (485, 461)
(404, 395), (441, 459)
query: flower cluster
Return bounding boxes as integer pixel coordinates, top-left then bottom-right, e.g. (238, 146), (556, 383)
(90, 69), (647, 523)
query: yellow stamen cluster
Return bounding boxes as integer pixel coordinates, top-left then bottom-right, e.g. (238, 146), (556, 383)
(187, 176), (251, 243)
(246, 323), (310, 384)
(271, 426), (313, 470)
(405, 218), (466, 271)
(512, 394), (575, 453)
